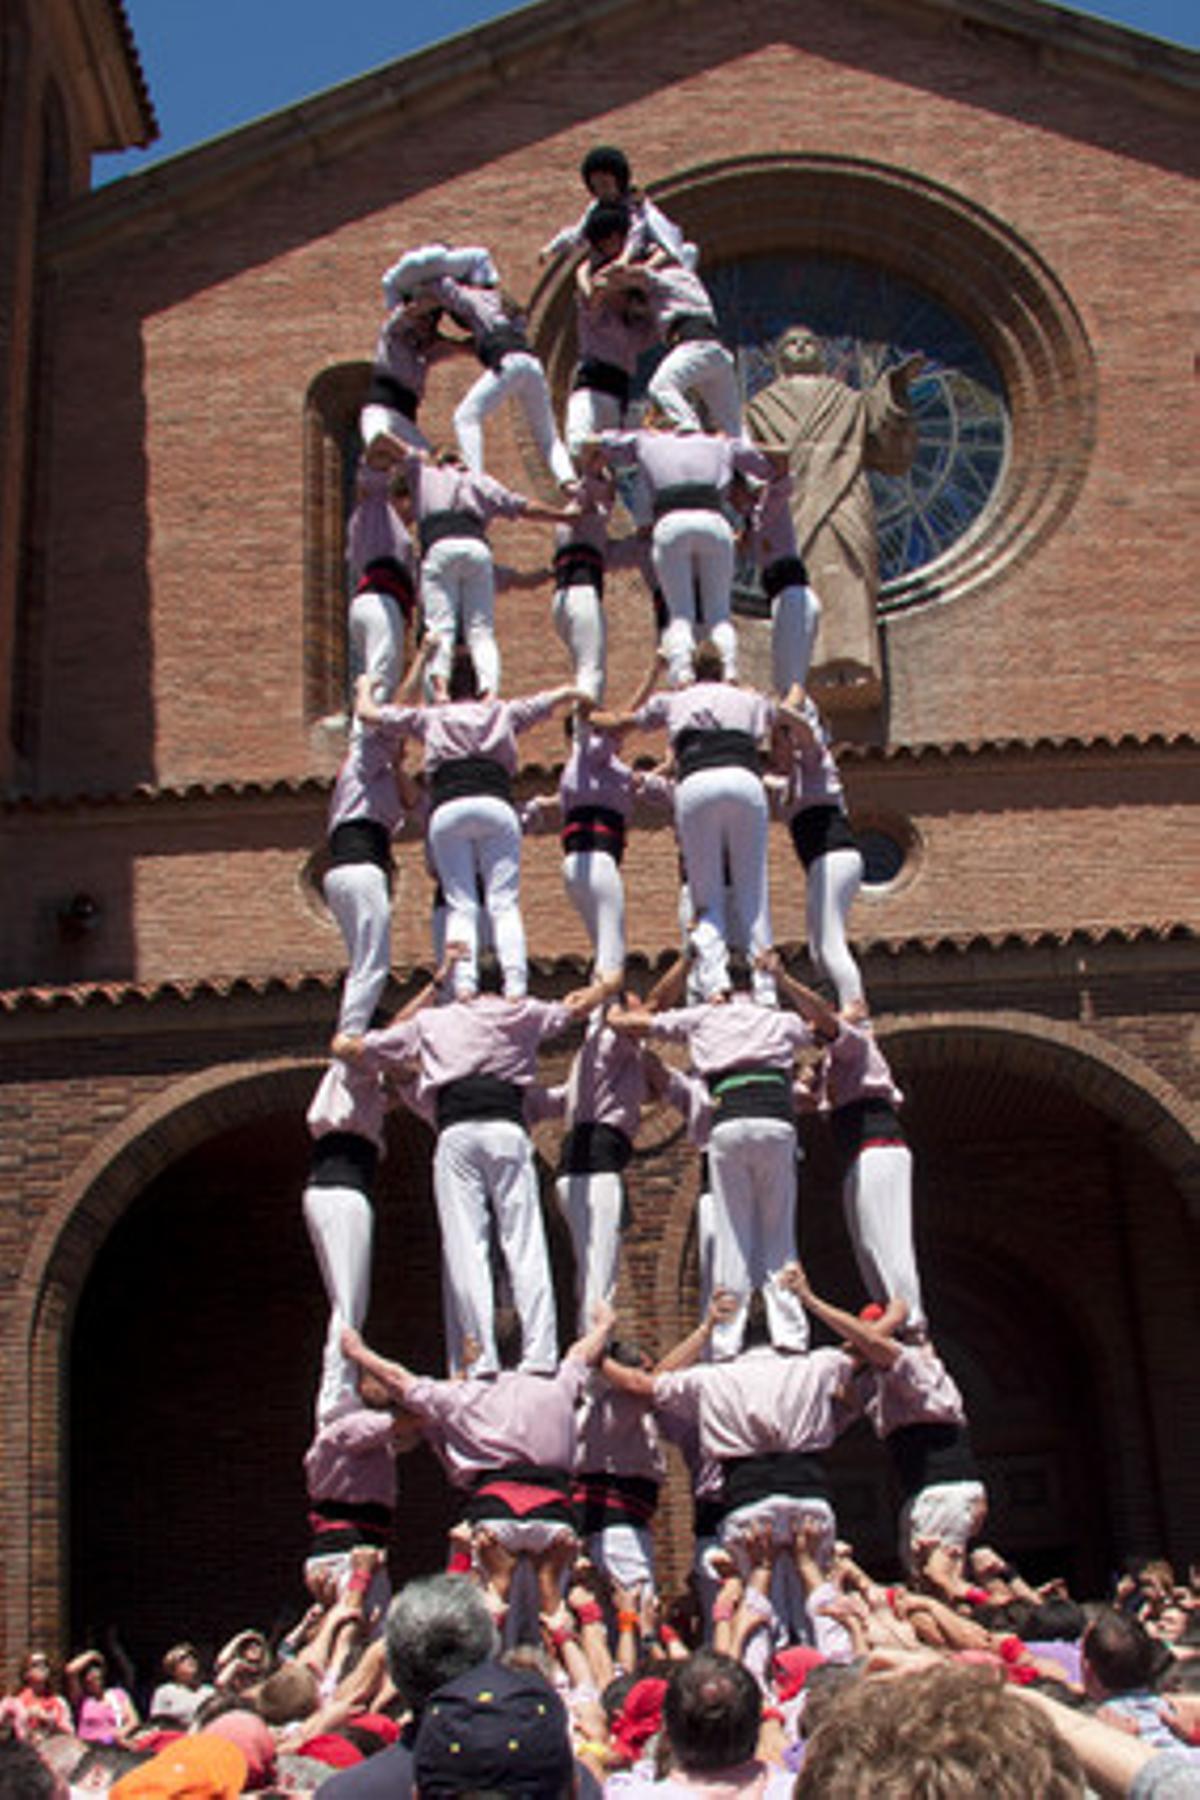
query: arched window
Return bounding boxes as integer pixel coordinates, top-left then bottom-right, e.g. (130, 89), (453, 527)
(303, 362), (370, 723)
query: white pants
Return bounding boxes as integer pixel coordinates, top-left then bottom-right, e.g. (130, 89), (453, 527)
(562, 849), (625, 976)
(349, 587), (406, 707)
(359, 402), (430, 454)
(566, 383), (624, 456)
(585, 1522), (656, 1594)
(421, 537), (499, 696)
(555, 1168), (624, 1333)
(652, 511), (737, 685)
(303, 1181), (374, 1426)
(900, 1481), (988, 1569)
(806, 845), (865, 1009)
(454, 351), (574, 487)
(553, 581), (607, 703)
(675, 768), (772, 1000)
(720, 1497), (837, 1653)
(304, 1552), (392, 1637)
(842, 1142), (925, 1332)
(648, 338), (744, 437)
(771, 581), (822, 696)
(435, 1119), (558, 1375)
(427, 795), (525, 998)
(708, 1116), (807, 1359)
(323, 862), (392, 1035)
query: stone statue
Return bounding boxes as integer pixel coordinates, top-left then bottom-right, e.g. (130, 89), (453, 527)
(746, 326), (924, 710)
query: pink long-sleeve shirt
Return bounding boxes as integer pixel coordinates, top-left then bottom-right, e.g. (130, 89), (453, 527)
(346, 463), (415, 581)
(304, 1408), (399, 1508)
(820, 1019), (904, 1111)
(372, 691), (562, 775)
(654, 1345), (858, 1462)
(635, 681), (774, 745)
(306, 1061), (389, 1153)
(866, 1344), (967, 1438)
(599, 429), (769, 498)
(356, 994), (574, 1096)
(405, 1359), (588, 1486)
(647, 995), (815, 1077)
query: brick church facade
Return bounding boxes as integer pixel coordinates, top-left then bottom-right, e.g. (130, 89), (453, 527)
(0, 0), (1196, 1671)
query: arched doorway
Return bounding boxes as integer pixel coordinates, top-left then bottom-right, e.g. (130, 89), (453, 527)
(649, 1010), (1199, 1591)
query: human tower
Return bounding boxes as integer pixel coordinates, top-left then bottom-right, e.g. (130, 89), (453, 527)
(299, 146), (985, 1644)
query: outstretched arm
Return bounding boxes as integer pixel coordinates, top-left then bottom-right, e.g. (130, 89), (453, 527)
(778, 1261), (903, 1369)
(587, 650), (667, 734)
(655, 1288), (738, 1372)
(340, 1325), (418, 1402)
(565, 1297), (616, 1366)
(758, 950), (839, 1039)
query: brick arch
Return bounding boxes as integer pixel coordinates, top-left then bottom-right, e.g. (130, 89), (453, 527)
(650, 1006), (1199, 1358)
(4, 1056), (322, 1661)
(528, 151), (1096, 618)
(878, 1010), (1200, 1216)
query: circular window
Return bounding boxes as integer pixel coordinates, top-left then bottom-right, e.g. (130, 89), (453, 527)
(531, 154), (1095, 618)
(858, 827), (908, 888)
(705, 254), (1009, 589)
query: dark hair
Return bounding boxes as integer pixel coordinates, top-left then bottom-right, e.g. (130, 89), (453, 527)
(581, 146), (631, 194)
(583, 200), (631, 248)
(692, 639), (725, 683)
(0, 1742), (58, 1799)
(663, 1651), (761, 1773)
(494, 1304), (523, 1370)
(1027, 1598), (1086, 1642)
(1083, 1609), (1157, 1694)
(742, 1289), (771, 1351)
(447, 646), (480, 702)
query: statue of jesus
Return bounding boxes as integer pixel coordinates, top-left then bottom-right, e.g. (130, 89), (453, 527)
(746, 326), (924, 710)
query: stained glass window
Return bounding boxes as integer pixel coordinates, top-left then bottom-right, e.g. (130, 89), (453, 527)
(692, 254), (1009, 593)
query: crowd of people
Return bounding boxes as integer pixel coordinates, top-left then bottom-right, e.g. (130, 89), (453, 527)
(4, 146), (1196, 1797)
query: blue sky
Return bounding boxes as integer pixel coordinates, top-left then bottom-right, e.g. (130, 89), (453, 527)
(97, 0), (1198, 185)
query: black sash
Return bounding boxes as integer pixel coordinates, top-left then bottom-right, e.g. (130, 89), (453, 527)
(365, 371), (418, 418)
(831, 1096), (907, 1158)
(653, 482), (723, 519)
(477, 323), (529, 371)
(560, 1121), (633, 1175)
(308, 1131), (379, 1193)
(308, 1497), (394, 1556)
(675, 726), (761, 781)
(573, 357), (631, 403)
(436, 1074), (525, 1130)
(790, 804), (858, 869)
(665, 313), (719, 347)
(562, 804), (626, 865)
(575, 1473), (659, 1534)
(463, 1462), (576, 1528)
(721, 1450), (832, 1513)
(762, 554), (809, 599)
(553, 541), (605, 594)
(887, 1423), (979, 1500)
(328, 817), (393, 875)
(429, 756), (513, 813)
(419, 509), (488, 554)
(707, 1066), (795, 1125)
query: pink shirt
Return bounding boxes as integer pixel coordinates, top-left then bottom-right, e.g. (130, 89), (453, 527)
(599, 429), (769, 498)
(304, 1408), (398, 1508)
(372, 308), (430, 399)
(373, 692), (560, 775)
(327, 725), (406, 836)
(406, 454), (529, 529)
(636, 681), (774, 745)
(647, 995), (815, 1077)
(866, 1344), (967, 1438)
(563, 1022), (647, 1138)
(785, 698), (845, 814)
(427, 274), (519, 346)
(654, 1345), (858, 1461)
(576, 1379), (665, 1481)
(306, 1061), (389, 1153)
(746, 467), (799, 567)
(821, 1020), (904, 1111)
(346, 463), (415, 580)
(358, 994), (574, 1093)
(577, 288), (661, 371)
(560, 727), (640, 819)
(637, 260), (717, 325)
(405, 1360), (587, 1486)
